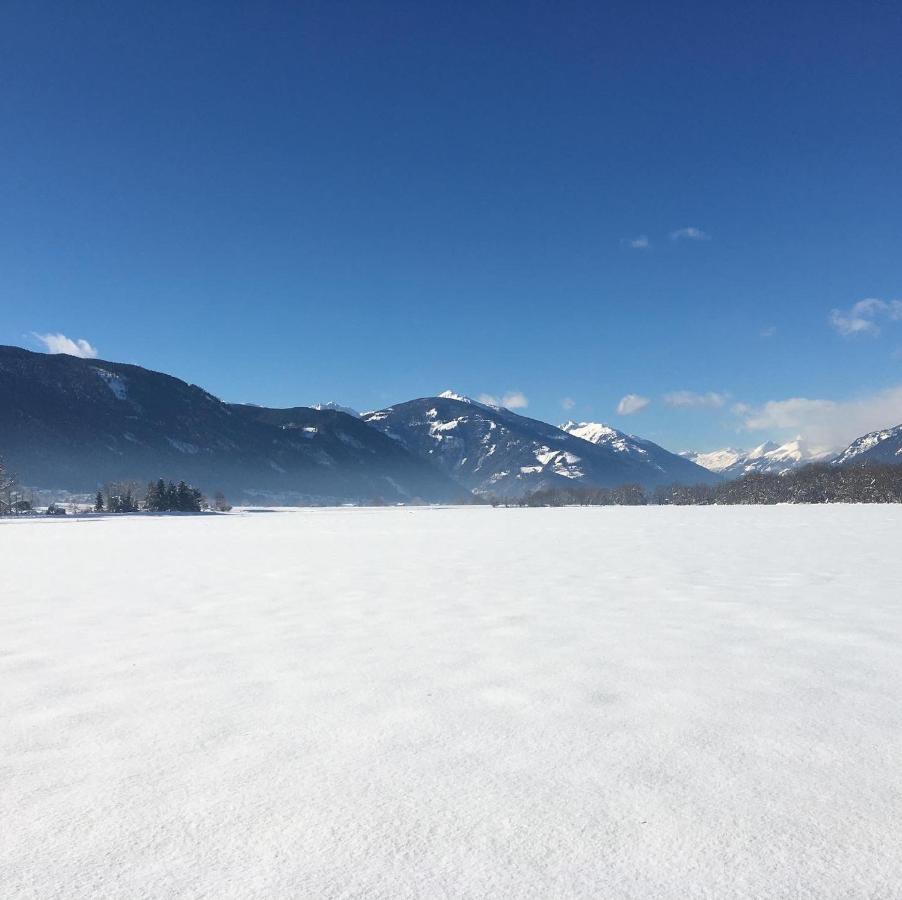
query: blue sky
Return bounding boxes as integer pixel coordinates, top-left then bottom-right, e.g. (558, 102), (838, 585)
(2, 1), (900, 451)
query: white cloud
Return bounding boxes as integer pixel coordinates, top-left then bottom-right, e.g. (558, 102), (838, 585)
(663, 390), (727, 409)
(760, 325), (777, 338)
(626, 235), (649, 249)
(669, 226), (710, 241)
(561, 397), (575, 411)
(737, 385), (902, 449)
(477, 391), (528, 410)
(33, 332), (98, 359)
(617, 393), (650, 415)
(829, 298), (902, 337)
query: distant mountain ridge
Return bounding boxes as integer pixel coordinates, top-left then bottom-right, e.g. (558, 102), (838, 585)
(683, 439), (832, 478)
(0, 346), (462, 503)
(362, 395), (721, 496)
(312, 401), (360, 417)
(4, 345), (900, 502)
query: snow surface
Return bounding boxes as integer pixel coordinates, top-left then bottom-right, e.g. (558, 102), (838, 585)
(3, 506), (902, 898)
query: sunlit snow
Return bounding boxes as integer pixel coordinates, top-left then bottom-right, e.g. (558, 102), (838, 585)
(3, 506), (902, 898)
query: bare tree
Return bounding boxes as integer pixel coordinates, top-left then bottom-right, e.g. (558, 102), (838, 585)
(0, 455), (17, 516)
(0, 456), (14, 492)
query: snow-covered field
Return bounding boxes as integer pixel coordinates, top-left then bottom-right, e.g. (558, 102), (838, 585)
(3, 506), (902, 899)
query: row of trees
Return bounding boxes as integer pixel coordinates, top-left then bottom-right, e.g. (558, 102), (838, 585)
(97, 484), (140, 513)
(510, 463), (902, 507)
(92, 479), (224, 513)
(491, 483), (648, 507)
(0, 464), (232, 515)
(143, 479), (204, 512)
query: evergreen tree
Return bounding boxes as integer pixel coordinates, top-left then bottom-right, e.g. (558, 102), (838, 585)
(94, 491), (104, 512)
(144, 480), (163, 511)
(175, 480), (189, 511)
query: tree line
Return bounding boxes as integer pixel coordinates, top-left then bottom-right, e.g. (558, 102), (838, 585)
(506, 463), (902, 507)
(93, 479), (230, 513)
(0, 458), (217, 517)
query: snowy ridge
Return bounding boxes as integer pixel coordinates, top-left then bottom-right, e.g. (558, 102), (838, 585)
(437, 389), (473, 403)
(561, 421), (650, 457)
(685, 439), (832, 478)
(832, 423), (902, 466)
(312, 401), (360, 417)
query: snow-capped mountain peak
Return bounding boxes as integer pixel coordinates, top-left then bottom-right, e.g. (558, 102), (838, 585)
(438, 390), (474, 403)
(360, 401), (721, 498)
(312, 401), (360, 417)
(559, 421), (648, 457)
(679, 447), (747, 473)
(833, 423), (902, 465)
(685, 438), (832, 478)
(560, 420), (618, 443)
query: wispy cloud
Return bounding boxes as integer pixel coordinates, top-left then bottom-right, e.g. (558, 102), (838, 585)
(663, 390), (727, 409)
(737, 385), (902, 449)
(669, 226), (710, 242)
(478, 390), (528, 410)
(829, 298), (902, 337)
(33, 332), (98, 359)
(617, 394), (650, 415)
(760, 325), (777, 338)
(624, 235), (649, 249)
(561, 397), (575, 411)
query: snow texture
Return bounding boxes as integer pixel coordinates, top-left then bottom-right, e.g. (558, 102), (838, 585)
(166, 437), (201, 454)
(92, 366), (128, 400)
(3, 506), (902, 898)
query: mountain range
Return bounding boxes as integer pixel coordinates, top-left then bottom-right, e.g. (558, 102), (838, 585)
(1, 345), (900, 503)
(0, 346), (462, 504)
(361, 393), (720, 498)
(680, 440), (833, 479)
